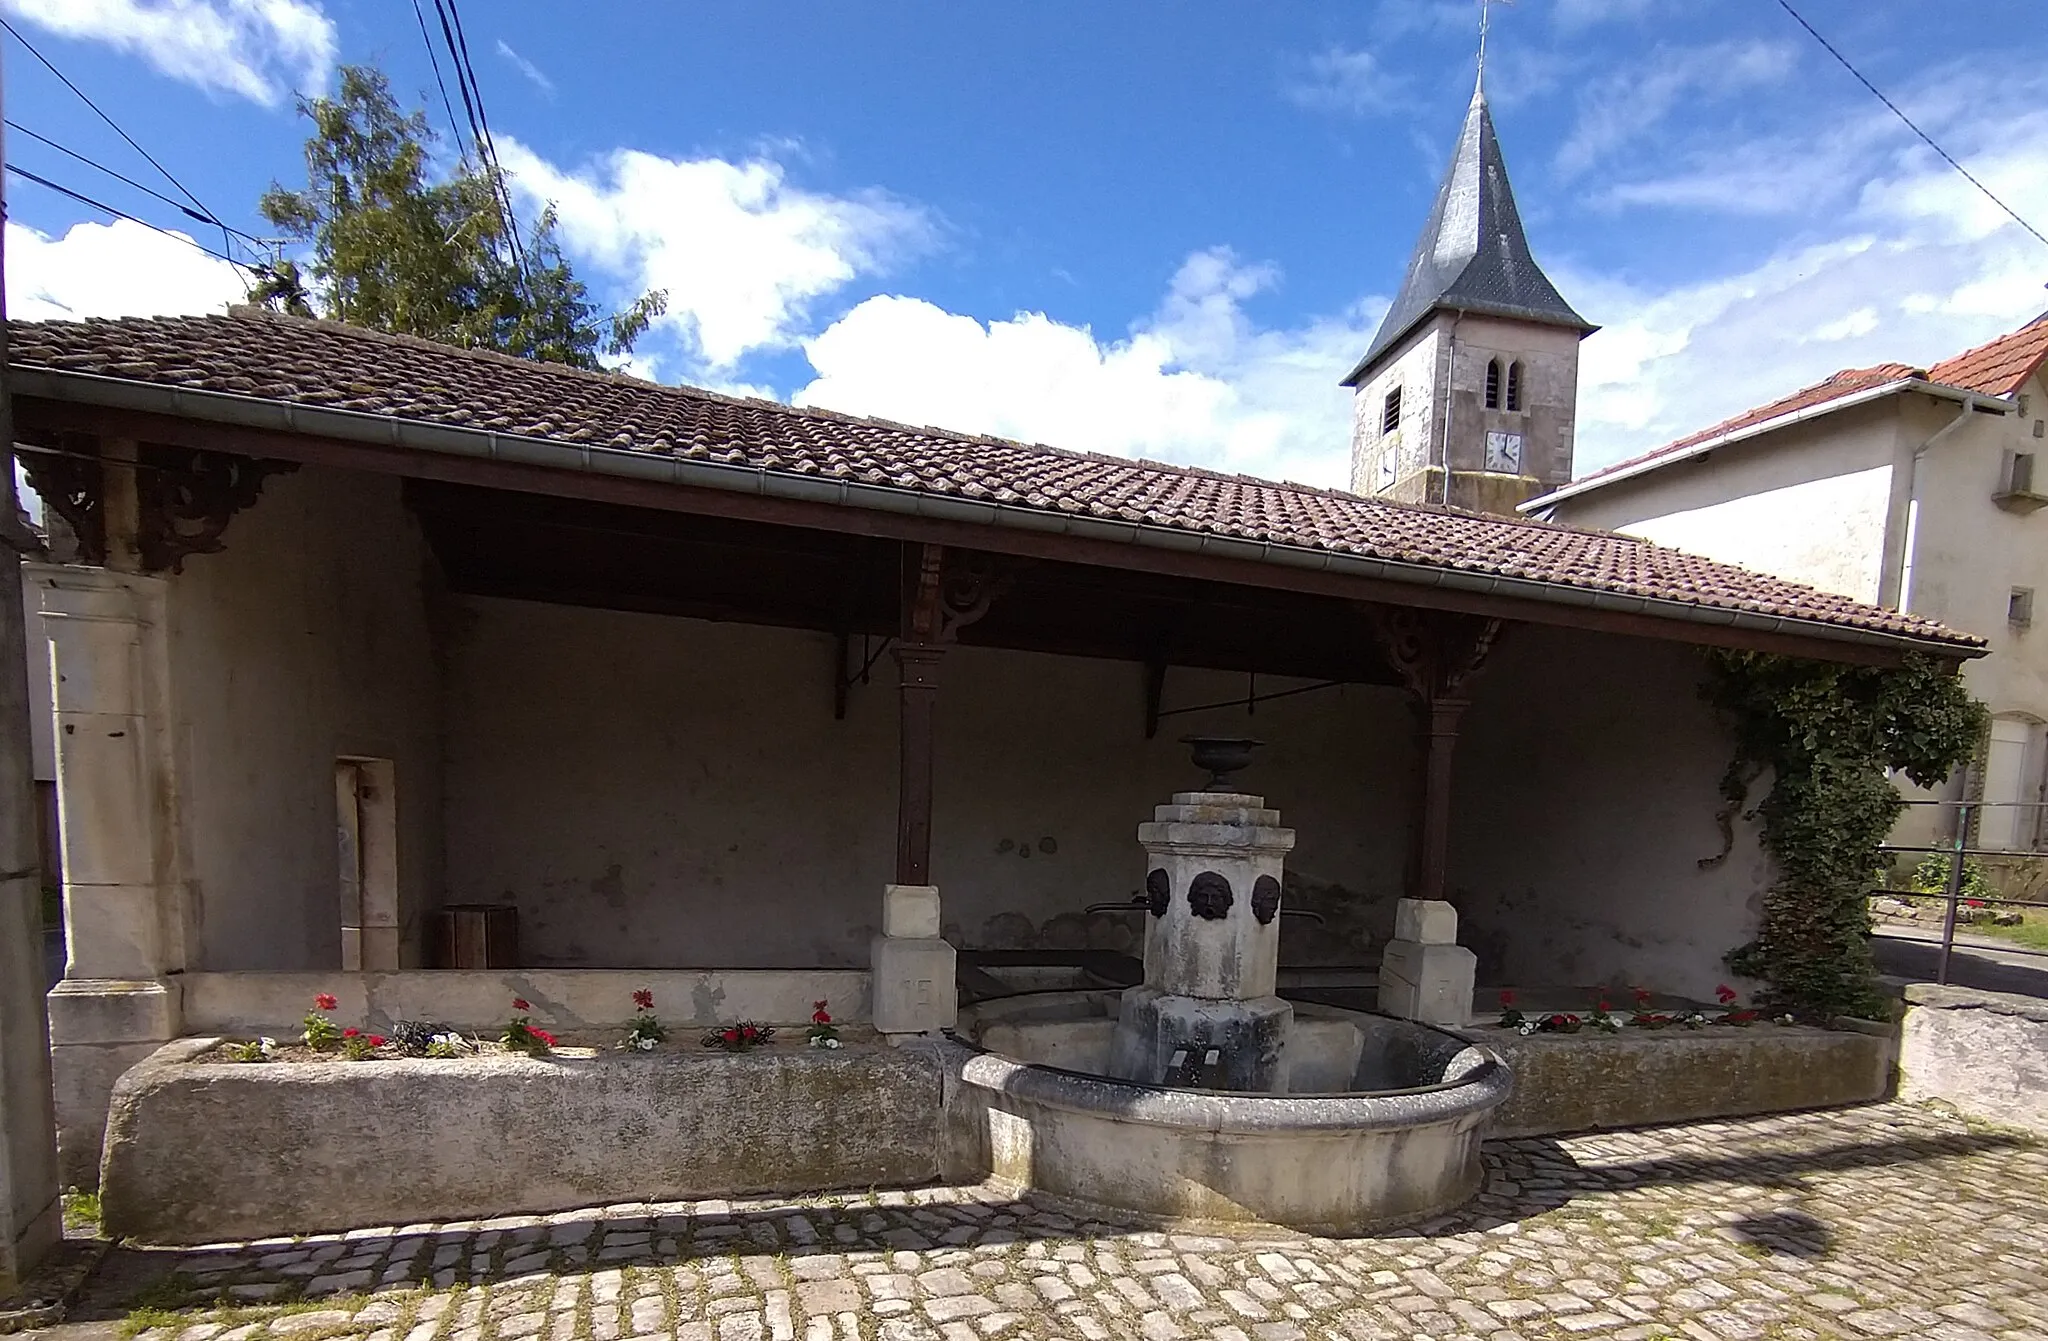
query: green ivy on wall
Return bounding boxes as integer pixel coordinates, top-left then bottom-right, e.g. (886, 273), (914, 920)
(1701, 649), (1986, 1021)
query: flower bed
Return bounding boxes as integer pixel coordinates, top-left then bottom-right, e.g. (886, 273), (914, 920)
(101, 1033), (946, 1244)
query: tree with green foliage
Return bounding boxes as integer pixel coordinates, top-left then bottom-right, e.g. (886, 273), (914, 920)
(252, 65), (663, 369)
(1702, 649), (1986, 1020)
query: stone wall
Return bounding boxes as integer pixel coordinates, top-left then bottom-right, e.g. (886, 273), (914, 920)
(100, 1039), (946, 1244)
(1898, 984), (2048, 1134)
(1450, 626), (1767, 1003)
(439, 595), (1416, 971)
(165, 465), (445, 970)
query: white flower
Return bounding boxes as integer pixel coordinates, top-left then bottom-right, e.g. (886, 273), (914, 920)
(1517, 1021), (1538, 1036)
(827, 1038), (841, 1049)
(636, 1037), (655, 1051)
(258, 1037), (277, 1056)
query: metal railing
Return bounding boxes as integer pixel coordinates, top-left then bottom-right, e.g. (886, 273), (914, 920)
(1876, 799), (2048, 985)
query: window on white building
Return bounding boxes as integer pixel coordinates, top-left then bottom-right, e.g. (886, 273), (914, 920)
(1381, 387), (1402, 435)
(1484, 359), (1501, 409)
(1505, 361), (1524, 412)
(2012, 587), (2035, 628)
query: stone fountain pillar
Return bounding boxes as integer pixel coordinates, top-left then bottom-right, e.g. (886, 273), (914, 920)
(1108, 754), (1297, 1092)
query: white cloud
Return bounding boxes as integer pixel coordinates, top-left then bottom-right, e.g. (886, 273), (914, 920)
(6, 218), (247, 321)
(495, 40), (554, 98)
(1285, 47), (1406, 117)
(498, 138), (932, 370)
(1551, 0), (1670, 28)
(795, 249), (1377, 489)
(1809, 307), (1880, 343)
(1568, 84), (2048, 470)
(1557, 40), (1799, 178)
(3, 0), (335, 105)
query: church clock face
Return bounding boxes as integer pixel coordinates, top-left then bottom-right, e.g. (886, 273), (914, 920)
(1485, 430), (1524, 474)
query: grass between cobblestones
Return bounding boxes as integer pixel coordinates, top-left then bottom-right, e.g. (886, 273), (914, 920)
(74, 1101), (2048, 1341)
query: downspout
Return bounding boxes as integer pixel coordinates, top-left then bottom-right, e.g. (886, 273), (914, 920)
(1887, 398), (1973, 614)
(1885, 397), (1976, 844)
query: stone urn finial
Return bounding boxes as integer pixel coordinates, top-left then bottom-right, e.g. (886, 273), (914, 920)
(1181, 736), (1263, 791)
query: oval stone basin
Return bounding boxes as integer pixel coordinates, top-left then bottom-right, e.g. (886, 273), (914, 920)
(949, 990), (1512, 1234)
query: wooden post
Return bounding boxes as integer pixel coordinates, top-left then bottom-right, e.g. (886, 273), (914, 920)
(1417, 695), (1470, 903)
(893, 643), (943, 885)
(1365, 607), (1502, 904)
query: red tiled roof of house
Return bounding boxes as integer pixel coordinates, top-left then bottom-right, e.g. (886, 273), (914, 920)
(1576, 363), (1927, 489)
(1558, 313), (2048, 500)
(5, 309), (1980, 651)
(1927, 311), (2048, 397)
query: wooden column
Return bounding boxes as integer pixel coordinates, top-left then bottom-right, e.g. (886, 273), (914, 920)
(891, 542), (1002, 888)
(1417, 695), (1471, 903)
(1366, 608), (1503, 904)
(893, 643), (943, 885)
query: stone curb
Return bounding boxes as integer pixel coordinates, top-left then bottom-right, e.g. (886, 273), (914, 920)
(0, 1237), (110, 1334)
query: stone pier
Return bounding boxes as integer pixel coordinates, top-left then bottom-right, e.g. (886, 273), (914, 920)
(1107, 791), (1296, 1092)
(29, 564), (186, 1188)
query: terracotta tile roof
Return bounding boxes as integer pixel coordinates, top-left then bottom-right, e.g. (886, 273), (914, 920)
(1559, 312), (2048, 498)
(1927, 311), (2048, 397)
(6, 309), (1979, 651)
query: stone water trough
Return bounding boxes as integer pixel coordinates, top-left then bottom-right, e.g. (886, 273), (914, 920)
(947, 990), (1510, 1233)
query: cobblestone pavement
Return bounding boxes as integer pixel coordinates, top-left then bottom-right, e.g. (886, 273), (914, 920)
(89, 1103), (2048, 1341)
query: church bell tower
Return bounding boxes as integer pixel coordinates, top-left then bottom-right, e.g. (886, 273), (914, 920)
(1345, 77), (1596, 516)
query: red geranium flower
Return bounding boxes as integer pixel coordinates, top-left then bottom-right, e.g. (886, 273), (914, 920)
(742, 1025), (759, 1041)
(342, 1027), (360, 1038)
(1966, 898), (1987, 909)
(812, 1001), (832, 1024)
(1498, 989), (1515, 1006)
(722, 1027), (740, 1043)
(513, 998), (531, 1011)
(531, 1028), (557, 1047)
(1715, 984), (1738, 1004)
(368, 1035), (386, 1048)
(315, 993), (337, 1011)
(632, 989), (654, 1011)
(1596, 997), (1611, 1012)
(1632, 986), (1652, 1005)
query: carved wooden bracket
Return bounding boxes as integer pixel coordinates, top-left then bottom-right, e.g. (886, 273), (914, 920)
(1365, 606), (1505, 703)
(20, 441), (295, 574)
(901, 543), (1007, 644)
(136, 447), (299, 574)
(20, 438), (106, 566)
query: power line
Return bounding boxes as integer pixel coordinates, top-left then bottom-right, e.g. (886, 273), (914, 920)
(6, 164), (253, 273)
(0, 17), (244, 263)
(1775, 0), (2048, 253)
(410, 0), (472, 168)
(430, 0), (529, 286)
(5, 119), (266, 248)
(444, 0), (531, 282)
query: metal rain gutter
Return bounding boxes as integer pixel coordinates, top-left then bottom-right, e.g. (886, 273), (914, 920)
(9, 364), (1983, 659)
(1523, 377), (2015, 514)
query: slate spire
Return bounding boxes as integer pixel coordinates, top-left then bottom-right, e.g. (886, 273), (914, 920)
(1343, 80), (1594, 386)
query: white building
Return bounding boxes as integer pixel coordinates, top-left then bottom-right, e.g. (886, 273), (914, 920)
(1530, 314), (2048, 850)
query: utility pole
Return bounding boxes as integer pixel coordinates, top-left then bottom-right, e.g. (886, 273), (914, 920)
(0, 48), (63, 1296)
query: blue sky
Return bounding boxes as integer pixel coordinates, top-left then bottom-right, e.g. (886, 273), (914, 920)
(5, 0), (2047, 489)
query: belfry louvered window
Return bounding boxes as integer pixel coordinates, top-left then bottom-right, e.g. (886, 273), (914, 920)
(1505, 361), (1524, 412)
(1484, 359), (1501, 409)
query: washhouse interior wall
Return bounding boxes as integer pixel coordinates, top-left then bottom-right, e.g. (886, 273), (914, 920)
(1449, 623), (1766, 1002)
(166, 466), (445, 971)
(438, 595), (1421, 970)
